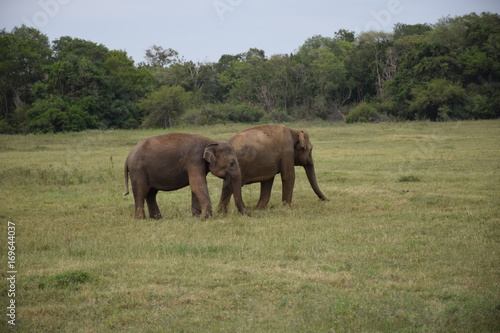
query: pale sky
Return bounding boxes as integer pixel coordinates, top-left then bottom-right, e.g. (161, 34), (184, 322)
(1, 0), (499, 64)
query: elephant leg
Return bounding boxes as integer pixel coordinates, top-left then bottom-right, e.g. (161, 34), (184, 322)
(146, 188), (162, 219)
(217, 177), (233, 214)
(191, 190), (202, 217)
(132, 181), (147, 219)
(188, 173), (212, 219)
(281, 167), (295, 205)
(256, 177), (275, 209)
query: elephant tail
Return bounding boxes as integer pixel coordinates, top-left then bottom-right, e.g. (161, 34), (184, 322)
(124, 162), (130, 196)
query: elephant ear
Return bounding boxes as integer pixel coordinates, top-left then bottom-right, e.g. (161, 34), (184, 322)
(298, 131), (307, 150)
(203, 143), (218, 164)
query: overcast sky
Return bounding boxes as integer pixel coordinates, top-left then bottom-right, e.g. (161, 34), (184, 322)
(1, 0), (499, 64)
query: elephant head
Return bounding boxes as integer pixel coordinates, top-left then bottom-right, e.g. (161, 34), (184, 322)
(204, 142), (248, 215)
(291, 129), (329, 201)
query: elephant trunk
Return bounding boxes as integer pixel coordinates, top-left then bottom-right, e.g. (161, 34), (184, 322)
(230, 171), (250, 216)
(304, 163), (329, 201)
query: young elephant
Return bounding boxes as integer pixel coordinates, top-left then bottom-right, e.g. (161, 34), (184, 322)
(124, 133), (248, 219)
(218, 125), (328, 213)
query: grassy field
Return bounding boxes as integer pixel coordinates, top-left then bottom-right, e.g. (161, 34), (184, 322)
(1, 120), (499, 332)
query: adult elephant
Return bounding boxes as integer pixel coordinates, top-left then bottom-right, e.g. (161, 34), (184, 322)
(218, 125), (328, 213)
(124, 133), (249, 219)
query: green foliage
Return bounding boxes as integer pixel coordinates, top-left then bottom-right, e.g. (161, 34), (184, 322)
(409, 79), (466, 120)
(386, 13), (500, 120)
(464, 87), (500, 119)
(27, 97), (99, 133)
(184, 103), (264, 125)
(224, 103), (264, 123)
(103, 50), (154, 128)
(393, 23), (433, 40)
(310, 48), (347, 101)
(0, 29), (153, 133)
(345, 102), (383, 123)
(143, 45), (179, 67)
(138, 85), (193, 128)
(1, 13), (499, 133)
(0, 26), (51, 132)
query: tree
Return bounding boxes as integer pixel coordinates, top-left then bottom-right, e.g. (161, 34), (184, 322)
(309, 48), (348, 114)
(3, 13), (500, 133)
(0, 26), (51, 132)
(296, 35), (335, 60)
(243, 48), (266, 62)
(409, 79), (466, 120)
(334, 29), (355, 43)
(103, 50), (154, 128)
(27, 96), (99, 133)
(294, 36), (355, 118)
(0, 30), (155, 132)
(144, 45), (179, 67)
(41, 37), (153, 129)
(393, 23), (432, 40)
(218, 54), (261, 104)
(138, 85), (193, 128)
(355, 31), (394, 100)
(45, 36), (110, 125)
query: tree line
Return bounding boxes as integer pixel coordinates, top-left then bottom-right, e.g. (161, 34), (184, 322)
(1, 12), (499, 133)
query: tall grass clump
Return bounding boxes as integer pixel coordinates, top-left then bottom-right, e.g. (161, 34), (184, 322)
(397, 174), (422, 182)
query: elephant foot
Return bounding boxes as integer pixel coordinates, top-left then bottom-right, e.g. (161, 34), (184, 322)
(134, 209), (146, 219)
(256, 197), (272, 210)
(200, 213), (212, 220)
(199, 208), (213, 220)
(216, 205), (228, 215)
(255, 200), (268, 210)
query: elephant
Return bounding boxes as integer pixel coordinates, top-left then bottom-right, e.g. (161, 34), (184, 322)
(218, 124), (329, 213)
(124, 133), (249, 219)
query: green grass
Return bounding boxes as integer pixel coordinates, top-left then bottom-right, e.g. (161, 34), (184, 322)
(1, 120), (499, 332)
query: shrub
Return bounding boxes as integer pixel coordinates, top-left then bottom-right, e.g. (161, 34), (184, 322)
(0, 118), (12, 133)
(409, 79), (466, 121)
(345, 102), (384, 123)
(262, 109), (295, 123)
(225, 103), (264, 123)
(138, 85), (193, 129)
(27, 97), (99, 133)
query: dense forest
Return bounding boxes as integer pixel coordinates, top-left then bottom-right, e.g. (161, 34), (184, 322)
(1, 12), (499, 133)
